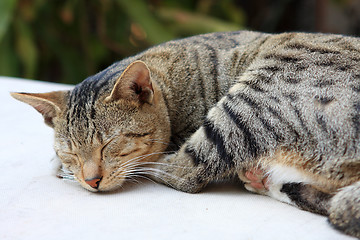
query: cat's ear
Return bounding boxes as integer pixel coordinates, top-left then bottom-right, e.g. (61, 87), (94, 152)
(105, 60), (154, 105)
(10, 91), (68, 128)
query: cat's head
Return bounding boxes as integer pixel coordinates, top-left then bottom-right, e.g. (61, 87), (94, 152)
(11, 61), (171, 192)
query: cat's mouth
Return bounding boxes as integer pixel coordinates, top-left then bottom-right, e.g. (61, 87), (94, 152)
(76, 171), (127, 192)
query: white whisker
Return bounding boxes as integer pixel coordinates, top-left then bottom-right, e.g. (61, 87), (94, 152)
(129, 167), (185, 182)
(108, 151), (174, 179)
(138, 161), (192, 170)
(126, 174), (158, 185)
(126, 176), (143, 185)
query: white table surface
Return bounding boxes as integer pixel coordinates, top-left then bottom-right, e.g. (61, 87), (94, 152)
(0, 76), (356, 240)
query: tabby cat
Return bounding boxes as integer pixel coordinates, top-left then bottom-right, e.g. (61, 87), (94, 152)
(11, 31), (360, 238)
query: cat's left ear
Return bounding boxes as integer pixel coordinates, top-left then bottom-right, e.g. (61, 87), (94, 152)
(10, 91), (68, 127)
(105, 60), (154, 105)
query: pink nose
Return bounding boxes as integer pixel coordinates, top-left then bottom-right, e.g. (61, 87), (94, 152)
(85, 177), (102, 189)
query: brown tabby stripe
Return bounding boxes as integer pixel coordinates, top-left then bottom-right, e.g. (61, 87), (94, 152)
(338, 41), (360, 54)
(313, 78), (335, 88)
(266, 105), (300, 142)
(290, 104), (315, 145)
(226, 94), (284, 142)
(316, 113), (328, 133)
(141, 52), (172, 61)
(231, 91), (300, 143)
(242, 80), (266, 92)
(235, 36), (271, 77)
(167, 50), (186, 81)
(222, 101), (261, 160)
(285, 42), (341, 55)
(203, 118), (234, 166)
(66, 60), (132, 139)
(260, 65), (282, 72)
(315, 95), (335, 105)
(202, 43), (220, 101)
(324, 36), (343, 43)
(193, 49), (208, 115)
(185, 145), (203, 166)
(353, 102), (360, 140)
(264, 53), (302, 63)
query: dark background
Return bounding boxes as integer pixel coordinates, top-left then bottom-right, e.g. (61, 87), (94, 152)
(1, 0), (359, 84)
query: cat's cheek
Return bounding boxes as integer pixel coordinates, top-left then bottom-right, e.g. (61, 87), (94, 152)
(63, 168), (97, 192)
(97, 174), (126, 192)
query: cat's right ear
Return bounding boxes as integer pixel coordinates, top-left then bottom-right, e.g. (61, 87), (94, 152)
(105, 60), (154, 105)
(10, 91), (68, 128)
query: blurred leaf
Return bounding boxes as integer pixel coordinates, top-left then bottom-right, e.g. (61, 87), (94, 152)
(330, 0), (347, 6)
(116, 0), (175, 44)
(219, 0), (246, 25)
(0, 33), (20, 77)
(14, 19), (38, 79)
(0, 0), (250, 83)
(0, 0), (17, 42)
(41, 25), (88, 84)
(156, 8), (242, 35)
(58, 49), (88, 84)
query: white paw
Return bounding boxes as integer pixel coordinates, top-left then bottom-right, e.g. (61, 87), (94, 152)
(238, 165), (301, 205)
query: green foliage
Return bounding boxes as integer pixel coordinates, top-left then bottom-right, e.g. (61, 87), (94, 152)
(0, 0), (17, 77)
(0, 0), (245, 84)
(0, 0), (16, 42)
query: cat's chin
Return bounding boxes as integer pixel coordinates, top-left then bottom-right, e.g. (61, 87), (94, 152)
(77, 180), (100, 192)
(78, 179), (124, 193)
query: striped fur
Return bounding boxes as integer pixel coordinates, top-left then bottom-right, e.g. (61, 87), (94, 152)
(11, 31), (360, 238)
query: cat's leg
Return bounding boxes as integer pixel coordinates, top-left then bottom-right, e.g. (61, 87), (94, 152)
(238, 166), (297, 205)
(279, 182), (331, 215)
(241, 167), (360, 238)
(328, 181), (360, 238)
(151, 128), (236, 193)
(151, 101), (241, 192)
(151, 147), (211, 193)
(150, 95), (249, 192)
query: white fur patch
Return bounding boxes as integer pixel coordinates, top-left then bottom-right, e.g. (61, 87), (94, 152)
(264, 164), (314, 205)
(266, 183), (293, 205)
(266, 164), (314, 186)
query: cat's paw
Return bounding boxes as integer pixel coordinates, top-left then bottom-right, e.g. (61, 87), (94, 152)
(239, 165), (303, 205)
(238, 167), (269, 195)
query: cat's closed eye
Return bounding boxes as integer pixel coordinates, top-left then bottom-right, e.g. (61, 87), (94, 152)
(57, 152), (78, 165)
(124, 132), (152, 138)
(102, 134), (151, 159)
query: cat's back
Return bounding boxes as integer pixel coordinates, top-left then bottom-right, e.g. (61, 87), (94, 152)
(135, 31), (271, 144)
(70, 31), (360, 153)
(226, 32), (360, 176)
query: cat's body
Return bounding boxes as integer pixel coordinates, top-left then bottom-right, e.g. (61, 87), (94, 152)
(11, 31), (360, 238)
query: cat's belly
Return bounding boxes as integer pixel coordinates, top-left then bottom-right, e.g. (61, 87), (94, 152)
(257, 148), (360, 192)
(238, 146), (360, 206)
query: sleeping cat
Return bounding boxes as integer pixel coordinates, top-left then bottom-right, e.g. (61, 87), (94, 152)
(11, 31), (360, 238)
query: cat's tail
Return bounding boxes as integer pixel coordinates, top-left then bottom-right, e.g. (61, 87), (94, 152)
(328, 181), (360, 238)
